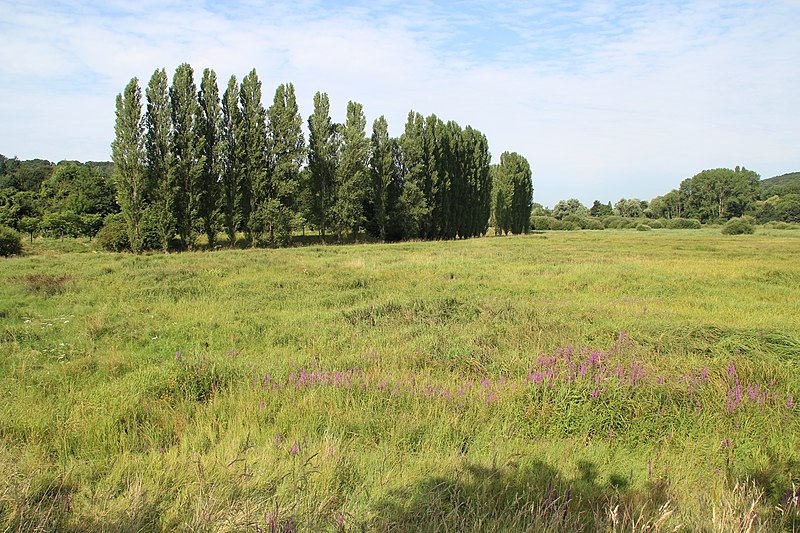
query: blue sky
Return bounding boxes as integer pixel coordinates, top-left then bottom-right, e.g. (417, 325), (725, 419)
(1, 0), (798, 207)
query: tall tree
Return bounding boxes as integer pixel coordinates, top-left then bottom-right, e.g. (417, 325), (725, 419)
(111, 78), (146, 253)
(681, 167), (759, 221)
(307, 91), (338, 240)
(397, 111), (429, 239)
(333, 101), (369, 239)
(196, 68), (222, 248)
(368, 115), (394, 241)
(262, 82), (305, 246)
(220, 75), (241, 245)
(463, 126), (491, 238)
(144, 68), (173, 252)
(169, 63), (200, 248)
(238, 69), (267, 244)
(491, 152), (532, 235)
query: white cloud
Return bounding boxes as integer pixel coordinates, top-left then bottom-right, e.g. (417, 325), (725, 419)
(1, 0), (798, 206)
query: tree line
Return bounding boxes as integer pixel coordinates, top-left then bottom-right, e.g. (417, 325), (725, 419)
(536, 166), (799, 227)
(111, 64), (533, 252)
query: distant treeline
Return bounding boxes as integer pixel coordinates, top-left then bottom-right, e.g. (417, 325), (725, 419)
(109, 64), (533, 252)
(534, 168), (800, 227)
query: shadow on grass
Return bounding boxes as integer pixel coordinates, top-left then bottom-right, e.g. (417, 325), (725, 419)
(368, 458), (673, 532)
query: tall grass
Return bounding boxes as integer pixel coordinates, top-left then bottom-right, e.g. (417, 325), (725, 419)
(1, 229), (799, 531)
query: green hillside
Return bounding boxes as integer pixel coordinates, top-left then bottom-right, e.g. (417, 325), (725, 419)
(761, 171), (800, 190)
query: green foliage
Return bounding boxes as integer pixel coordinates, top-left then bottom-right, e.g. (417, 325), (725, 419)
(530, 215), (551, 231)
(721, 217), (756, 235)
(112, 77), (146, 253)
(169, 63), (200, 249)
(307, 92), (338, 240)
(368, 116), (393, 240)
(589, 200), (613, 217)
(0, 225), (22, 256)
(266, 83), (305, 227)
(680, 167), (760, 222)
(636, 223), (652, 231)
(145, 67), (174, 253)
(220, 75), (242, 245)
(96, 213), (131, 251)
(18, 216), (39, 242)
(552, 198), (588, 220)
(614, 197), (645, 218)
(39, 162), (117, 217)
(238, 69), (267, 243)
(195, 68), (223, 248)
(332, 101), (369, 239)
(40, 211), (82, 240)
(491, 152), (533, 235)
(760, 171), (800, 192)
(664, 217), (702, 229)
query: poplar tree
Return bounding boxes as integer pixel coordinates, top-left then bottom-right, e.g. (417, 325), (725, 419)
(262, 82), (305, 245)
(424, 114), (447, 239)
(307, 91), (338, 240)
(169, 63), (200, 248)
(238, 69), (267, 244)
(368, 115), (393, 241)
(464, 127), (491, 237)
(144, 68), (174, 252)
(333, 101), (369, 240)
(220, 75), (241, 245)
(491, 151), (532, 235)
(196, 68), (222, 247)
(111, 78), (146, 253)
(396, 111), (429, 240)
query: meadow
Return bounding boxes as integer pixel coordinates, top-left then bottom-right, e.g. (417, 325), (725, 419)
(1, 228), (799, 531)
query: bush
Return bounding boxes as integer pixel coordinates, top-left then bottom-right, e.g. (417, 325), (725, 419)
(550, 220), (579, 231)
(530, 216), (553, 231)
(665, 217), (702, 229)
(602, 216), (625, 229)
(560, 214), (603, 230)
(0, 226), (23, 256)
(636, 224), (652, 231)
(766, 221), (793, 230)
(721, 217), (755, 235)
(583, 218), (604, 230)
(96, 214), (131, 252)
(647, 219), (664, 229)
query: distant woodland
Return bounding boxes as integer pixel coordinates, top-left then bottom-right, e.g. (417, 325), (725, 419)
(1, 64), (798, 252)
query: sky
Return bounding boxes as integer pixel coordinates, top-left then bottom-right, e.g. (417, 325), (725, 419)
(1, 0), (798, 207)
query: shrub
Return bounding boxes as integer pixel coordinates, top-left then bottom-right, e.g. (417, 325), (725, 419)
(550, 220), (579, 231)
(0, 226), (23, 256)
(769, 222), (792, 230)
(583, 218), (604, 230)
(530, 216), (553, 231)
(647, 219), (664, 229)
(602, 216), (625, 229)
(722, 217), (755, 235)
(96, 214), (131, 252)
(636, 224), (652, 231)
(665, 218), (701, 229)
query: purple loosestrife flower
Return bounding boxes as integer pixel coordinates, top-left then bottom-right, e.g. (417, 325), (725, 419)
(788, 393), (794, 410)
(727, 361), (736, 378)
(290, 439), (299, 456)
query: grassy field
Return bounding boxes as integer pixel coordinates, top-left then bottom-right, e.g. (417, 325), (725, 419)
(1, 229), (799, 531)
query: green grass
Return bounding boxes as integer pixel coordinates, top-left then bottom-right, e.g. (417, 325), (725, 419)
(1, 229), (799, 531)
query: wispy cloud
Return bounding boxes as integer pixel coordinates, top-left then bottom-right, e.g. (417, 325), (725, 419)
(1, 0), (797, 206)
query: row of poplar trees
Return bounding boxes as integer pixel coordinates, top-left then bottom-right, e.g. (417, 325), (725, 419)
(112, 64), (532, 253)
